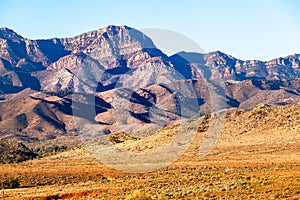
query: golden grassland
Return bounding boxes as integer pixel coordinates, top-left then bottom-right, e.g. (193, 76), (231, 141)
(1, 104), (300, 199)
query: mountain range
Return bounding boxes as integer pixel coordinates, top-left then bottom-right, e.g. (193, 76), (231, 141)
(0, 25), (299, 142)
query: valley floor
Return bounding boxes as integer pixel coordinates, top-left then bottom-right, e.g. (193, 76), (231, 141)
(1, 104), (300, 199)
(1, 146), (300, 199)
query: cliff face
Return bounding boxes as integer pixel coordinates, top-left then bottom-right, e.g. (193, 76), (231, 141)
(0, 25), (176, 93)
(1, 25), (300, 94)
(0, 27), (69, 72)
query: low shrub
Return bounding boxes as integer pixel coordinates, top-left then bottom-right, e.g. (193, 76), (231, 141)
(125, 190), (152, 200)
(0, 176), (20, 189)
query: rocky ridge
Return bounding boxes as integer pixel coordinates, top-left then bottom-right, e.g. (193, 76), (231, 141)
(0, 25), (299, 141)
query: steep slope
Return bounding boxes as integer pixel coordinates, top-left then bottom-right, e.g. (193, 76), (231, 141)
(0, 95), (75, 141)
(0, 27), (69, 71)
(38, 25), (174, 93)
(0, 26), (171, 94)
(0, 25), (299, 142)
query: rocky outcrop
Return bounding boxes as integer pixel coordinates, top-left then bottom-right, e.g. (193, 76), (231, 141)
(171, 51), (300, 81)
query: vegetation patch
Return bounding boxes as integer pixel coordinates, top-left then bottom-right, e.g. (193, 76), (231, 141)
(107, 132), (138, 144)
(0, 176), (20, 189)
(0, 139), (38, 164)
(43, 90), (73, 98)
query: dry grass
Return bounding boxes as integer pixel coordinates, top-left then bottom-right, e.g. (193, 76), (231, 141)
(1, 104), (300, 199)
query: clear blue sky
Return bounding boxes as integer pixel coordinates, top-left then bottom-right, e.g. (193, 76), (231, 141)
(1, 0), (300, 61)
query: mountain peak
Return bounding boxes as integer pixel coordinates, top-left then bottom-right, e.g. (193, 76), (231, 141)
(60, 25), (157, 58)
(0, 27), (23, 40)
(207, 51), (235, 59)
(0, 27), (12, 31)
(104, 25), (130, 30)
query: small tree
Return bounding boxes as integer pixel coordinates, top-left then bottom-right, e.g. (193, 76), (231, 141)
(0, 177), (20, 189)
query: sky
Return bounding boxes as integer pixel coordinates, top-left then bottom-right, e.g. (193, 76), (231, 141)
(1, 0), (300, 61)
